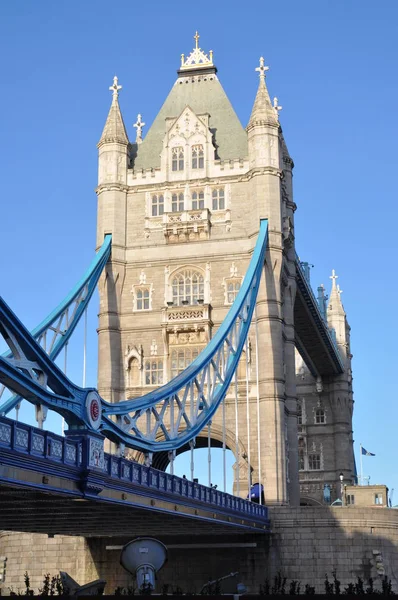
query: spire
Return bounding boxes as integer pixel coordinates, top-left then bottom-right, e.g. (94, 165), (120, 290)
(327, 270), (345, 317)
(98, 76), (129, 146)
(247, 57), (278, 130)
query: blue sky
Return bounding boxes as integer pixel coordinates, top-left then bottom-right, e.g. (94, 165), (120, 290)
(1, 1), (397, 499)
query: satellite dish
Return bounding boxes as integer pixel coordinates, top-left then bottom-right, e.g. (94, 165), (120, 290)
(120, 537), (167, 592)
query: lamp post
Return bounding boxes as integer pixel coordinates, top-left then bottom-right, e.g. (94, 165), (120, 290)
(339, 472), (344, 505)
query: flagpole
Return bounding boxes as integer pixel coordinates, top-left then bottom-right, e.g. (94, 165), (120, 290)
(360, 443), (363, 486)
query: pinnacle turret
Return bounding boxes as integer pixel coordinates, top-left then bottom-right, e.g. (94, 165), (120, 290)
(327, 270), (345, 317)
(247, 57), (279, 130)
(98, 76), (129, 147)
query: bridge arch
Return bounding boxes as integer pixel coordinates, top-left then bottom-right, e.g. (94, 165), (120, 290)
(127, 423), (248, 477)
(151, 422), (246, 472)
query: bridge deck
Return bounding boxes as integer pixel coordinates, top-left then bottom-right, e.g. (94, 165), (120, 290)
(295, 259), (344, 377)
(0, 417), (269, 536)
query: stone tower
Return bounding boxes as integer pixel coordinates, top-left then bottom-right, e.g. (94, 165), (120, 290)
(295, 270), (355, 505)
(96, 34), (353, 506)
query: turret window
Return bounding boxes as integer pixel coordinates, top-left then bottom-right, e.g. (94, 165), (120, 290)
(144, 359), (163, 385)
(152, 194), (164, 217)
(172, 193), (184, 212)
(212, 188), (225, 211)
(192, 145), (204, 169)
(172, 147), (184, 171)
(192, 190), (204, 210)
(172, 269), (204, 305)
(315, 408), (325, 424)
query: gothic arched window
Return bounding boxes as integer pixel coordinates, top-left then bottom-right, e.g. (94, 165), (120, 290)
(212, 188), (225, 210)
(152, 194), (164, 217)
(172, 147), (184, 171)
(192, 145), (204, 169)
(192, 190), (204, 210)
(128, 357), (140, 387)
(172, 192), (184, 213)
(172, 269), (204, 305)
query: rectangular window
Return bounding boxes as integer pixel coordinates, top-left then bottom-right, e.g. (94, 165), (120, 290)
(144, 360), (163, 385)
(374, 494), (383, 505)
(212, 188), (225, 210)
(308, 454), (321, 470)
(170, 346), (204, 378)
(346, 495), (355, 505)
(172, 192), (184, 212)
(298, 451), (305, 471)
(136, 288), (150, 311)
(172, 147), (184, 171)
(151, 194), (164, 217)
(227, 280), (241, 304)
(192, 190), (204, 210)
(192, 145), (204, 169)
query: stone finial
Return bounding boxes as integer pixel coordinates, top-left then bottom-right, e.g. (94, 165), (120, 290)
(133, 114), (145, 144)
(230, 262), (238, 277)
(255, 56), (269, 82)
(109, 75), (122, 100)
(273, 96), (282, 120)
(330, 269), (338, 289)
(180, 31), (214, 70)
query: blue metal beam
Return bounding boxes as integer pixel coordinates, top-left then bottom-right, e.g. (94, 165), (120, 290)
(0, 222), (268, 452)
(0, 235), (112, 415)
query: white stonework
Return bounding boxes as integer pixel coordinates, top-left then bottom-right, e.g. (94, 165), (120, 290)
(95, 41), (355, 507)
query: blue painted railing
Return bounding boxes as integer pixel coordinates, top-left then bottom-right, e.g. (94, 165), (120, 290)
(0, 416), (268, 524)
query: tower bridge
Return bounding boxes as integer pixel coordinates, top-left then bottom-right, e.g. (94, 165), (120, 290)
(0, 34), (378, 595)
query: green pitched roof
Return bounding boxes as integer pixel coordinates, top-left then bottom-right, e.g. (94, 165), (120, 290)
(133, 75), (248, 171)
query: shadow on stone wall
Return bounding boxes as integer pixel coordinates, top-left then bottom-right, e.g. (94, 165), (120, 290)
(85, 506), (398, 594)
(1, 506), (398, 595)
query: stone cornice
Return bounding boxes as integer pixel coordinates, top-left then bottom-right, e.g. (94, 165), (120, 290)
(126, 173), (249, 193)
(96, 184), (129, 194)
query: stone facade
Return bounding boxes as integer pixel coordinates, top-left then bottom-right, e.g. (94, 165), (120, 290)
(95, 37), (354, 506)
(0, 532), (90, 594)
(344, 485), (389, 508)
(2, 508), (398, 594)
(0, 36), (366, 595)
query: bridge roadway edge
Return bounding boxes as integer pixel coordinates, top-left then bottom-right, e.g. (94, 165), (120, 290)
(1, 507), (398, 594)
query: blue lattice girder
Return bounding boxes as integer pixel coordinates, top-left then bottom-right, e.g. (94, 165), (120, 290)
(101, 219), (268, 451)
(0, 296), (90, 425)
(0, 221), (268, 451)
(0, 235), (112, 415)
